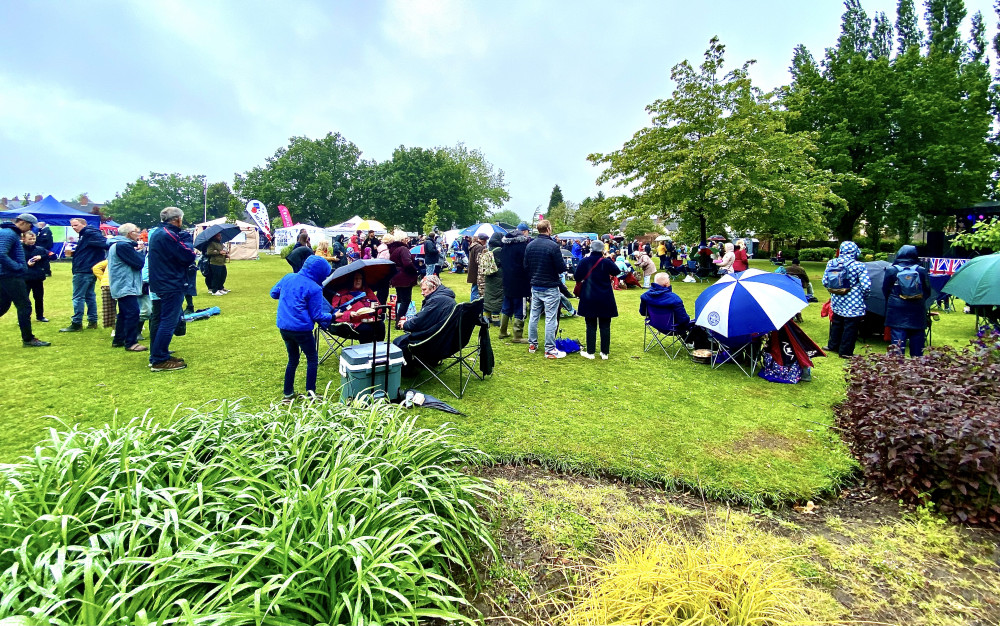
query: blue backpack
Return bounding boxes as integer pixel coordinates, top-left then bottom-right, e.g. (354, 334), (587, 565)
(822, 259), (854, 295)
(895, 264), (923, 300)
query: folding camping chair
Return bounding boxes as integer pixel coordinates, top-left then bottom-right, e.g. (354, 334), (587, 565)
(708, 331), (764, 377)
(407, 299), (489, 399)
(643, 305), (693, 360)
(315, 323), (363, 365)
(687, 260), (714, 283)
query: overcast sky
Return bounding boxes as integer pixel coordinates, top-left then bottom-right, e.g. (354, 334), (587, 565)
(1, 0), (994, 220)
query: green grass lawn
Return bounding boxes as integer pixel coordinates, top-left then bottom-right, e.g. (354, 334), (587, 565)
(0, 256), (981, 504)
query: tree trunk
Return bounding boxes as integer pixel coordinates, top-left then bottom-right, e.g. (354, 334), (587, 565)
(699, 214), (707, 246)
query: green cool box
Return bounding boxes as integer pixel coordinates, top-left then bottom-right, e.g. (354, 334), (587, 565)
(339, 342), (405, 401)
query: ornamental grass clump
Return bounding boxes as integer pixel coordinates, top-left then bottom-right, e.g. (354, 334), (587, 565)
(555, 528), (810, 626)
(837, 325), (1000, 528)
(0, 399), (496, 625)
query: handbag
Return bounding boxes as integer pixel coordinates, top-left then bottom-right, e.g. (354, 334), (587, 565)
(573, 261), (599, 297)
(174, 317), (187, 337)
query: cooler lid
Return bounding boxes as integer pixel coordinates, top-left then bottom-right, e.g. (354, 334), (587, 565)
(340, 341), (404, 366)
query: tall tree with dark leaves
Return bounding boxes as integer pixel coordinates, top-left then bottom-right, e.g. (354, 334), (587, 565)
(872, 12), (895, 58)
(592, 37), (842, 244)
(896, 0), (923, 53)
(925, 0), (967, 56)
(546, 185), (564, 213)
(106, 173), (207, 227)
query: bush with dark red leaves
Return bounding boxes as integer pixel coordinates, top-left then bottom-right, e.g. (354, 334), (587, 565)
(836, 325), (1000, 528)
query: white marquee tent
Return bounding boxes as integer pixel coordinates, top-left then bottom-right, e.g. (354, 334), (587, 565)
(192, 218), (260, 260)
(274, 224), (330, 249)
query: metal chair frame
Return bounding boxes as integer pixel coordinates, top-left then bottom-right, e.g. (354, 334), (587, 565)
(407, 300), (487, 399)
(709, 334), (764, 377)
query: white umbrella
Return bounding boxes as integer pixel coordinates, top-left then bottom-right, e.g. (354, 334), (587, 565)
(694, 268), (808, 338)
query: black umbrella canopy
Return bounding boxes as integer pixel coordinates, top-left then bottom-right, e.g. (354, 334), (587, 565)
(194, 223), (241, 251)
(322, 259), (396, 294)
(865, 260), (937, 315)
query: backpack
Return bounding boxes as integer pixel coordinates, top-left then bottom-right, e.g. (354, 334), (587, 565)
(895, 264), (923, 300)
(479, 248), (499, 276)
(822, 259), (854, 295)
(197, 254), (210, 277)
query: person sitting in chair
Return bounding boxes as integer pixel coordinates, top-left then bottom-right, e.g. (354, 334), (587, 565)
(639, 272), (709, 349)
(392, 274), (456, 361)
(330, 271), (386, 344)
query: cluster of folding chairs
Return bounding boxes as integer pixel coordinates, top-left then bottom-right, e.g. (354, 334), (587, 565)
(315, 299), (490, 399)
(642, 304), (763, 377)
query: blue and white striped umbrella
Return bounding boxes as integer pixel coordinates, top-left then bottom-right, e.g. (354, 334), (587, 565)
(694, 268), (808, 338)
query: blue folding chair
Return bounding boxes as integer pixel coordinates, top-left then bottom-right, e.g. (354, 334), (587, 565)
(643, 305), (692, 360)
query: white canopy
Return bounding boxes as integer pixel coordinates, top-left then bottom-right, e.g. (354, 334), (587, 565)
(325, 215), (364, 237)
(274, 223), (330, 249)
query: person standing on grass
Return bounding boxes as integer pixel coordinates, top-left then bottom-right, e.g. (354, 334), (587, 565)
(61, 217), (108, 332)
(881, 245), (931, 357)
(633, 249), (656, 289)
(271, 254), (333, 402)
(575, 240), (619, 359)
(467, 232), (487, 300)
(524, 219), (566, 359)
(21, 229), (50, 322)
(34, 221), (54, 252)
(500, 223), (532, 342)
(107, 223), (147, 352)
(205, 232), (229, 295)
(388, 230), (419, 326)
(423, 232), (441, 276)
(824, 241), (871, 359)
(148, 207), (196, 372)
(1, 213), (50, 347)
(733, 240), (749, 272)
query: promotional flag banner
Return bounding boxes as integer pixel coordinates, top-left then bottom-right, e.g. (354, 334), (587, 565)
(245, 200), (270, 234)
(277, 204), (293, 228)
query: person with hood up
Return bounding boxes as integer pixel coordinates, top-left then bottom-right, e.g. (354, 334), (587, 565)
(823, 241), (871, 358)
(500, 223), (532, 342)
(1, 213), (50, 346)
(633, 249), (656, 288)
(285, 239), (314, 273)
(639, 272), (709, 349)
(388, 229), (419, 324)
(717, 242), (736, 274)
(331, 235), (348, 269)
(270, 255), (333, 401)
(107, 223), (147, 351)
(881, 245), (931, 357)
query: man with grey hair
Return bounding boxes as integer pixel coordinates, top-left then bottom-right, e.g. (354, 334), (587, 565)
(1, 213), (50, 346)
(392, 274), (456, 361)
(107, 223), (147, 351)
(147, 207), (196, 371)
(60, 216), (109, 332)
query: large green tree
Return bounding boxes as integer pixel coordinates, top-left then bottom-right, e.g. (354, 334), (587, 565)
(105, 172), (207, 227)
(487, 208), (522, 225)
(442, 143), (510, 216)
(573, 192), (617, 236)
(546, 185), (564, 213)
(590, 37), (842, 244)
(233, 133), (367, 227)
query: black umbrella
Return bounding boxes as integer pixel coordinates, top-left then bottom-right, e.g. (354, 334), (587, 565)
(193, 223), (242, 251)
(561, 248), (573, 258)
(865, 260), (937, 315)
(401, 389), (464, 415)
(322, 258), (396, 292)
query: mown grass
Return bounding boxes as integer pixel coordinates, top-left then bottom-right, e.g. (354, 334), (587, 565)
(0, 255), (980, 503)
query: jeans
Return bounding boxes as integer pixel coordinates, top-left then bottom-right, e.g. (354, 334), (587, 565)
(139, 294), (151, 322)
(113, 295), (140, 347)
(425, 263), (438, 276)
(150, 292), (183, 365)
(643, 274), (651, 289)
(24, 278), (44, 319)
(71, 273), (98, 324)
(528, 287), (560, 352)
(501, 295), (524, 320)
(471, 283), (480, 301)
(890, 327), (925, 357)
(280, 328), (318, 395)
(827, 315), (862, 357)
(0, 277), (34, 342)
(560, 294), (576, 315)
(585, 316), (611, 355)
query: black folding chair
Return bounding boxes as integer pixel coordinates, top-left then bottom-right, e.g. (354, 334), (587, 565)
(315, 323), (363, 365)
(408, 299), (488, 399)
(643, 305), (692, 360)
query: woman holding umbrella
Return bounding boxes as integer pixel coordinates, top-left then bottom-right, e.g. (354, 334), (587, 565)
(204, 233), (229, 295)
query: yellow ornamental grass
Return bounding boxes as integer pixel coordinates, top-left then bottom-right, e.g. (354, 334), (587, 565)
(558, 530), (811, 626)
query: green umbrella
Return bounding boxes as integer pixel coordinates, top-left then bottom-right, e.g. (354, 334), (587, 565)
(942, 253), (1000, 305)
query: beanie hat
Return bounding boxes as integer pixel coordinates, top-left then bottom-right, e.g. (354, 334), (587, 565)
(591, 240), (605, 253)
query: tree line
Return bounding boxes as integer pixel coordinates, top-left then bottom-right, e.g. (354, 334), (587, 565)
(592, 0), (997, 246)
(104, 136), (510, 232)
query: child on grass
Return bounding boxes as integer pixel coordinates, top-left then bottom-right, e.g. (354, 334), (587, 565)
(270, 255), (333, 401)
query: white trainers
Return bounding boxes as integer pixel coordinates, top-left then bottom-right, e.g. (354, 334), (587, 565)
(600, 353), (609, 360)
(580, 351), (595, 360)
(545, 349), (567, 359)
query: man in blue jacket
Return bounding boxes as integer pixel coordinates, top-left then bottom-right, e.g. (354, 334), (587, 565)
(524, 219), (566, 358)
(881, 245), (932, 357)
(147, 207), (196, 371)
(60, 217), (109, 332)
(0, 213), (50, 347)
